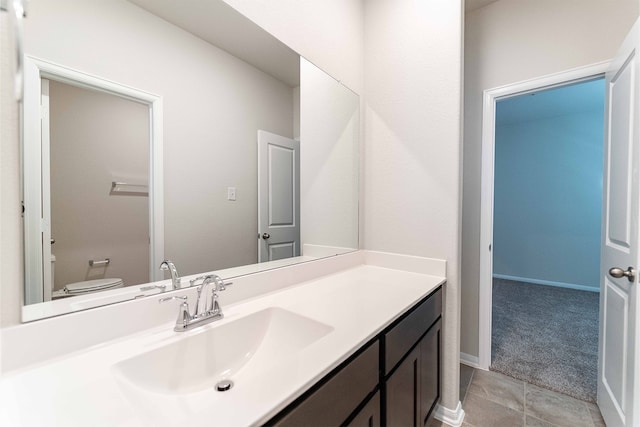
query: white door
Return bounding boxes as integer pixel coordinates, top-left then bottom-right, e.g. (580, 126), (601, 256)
(257, 130), (300, 262)
(599, 18), (640, 427)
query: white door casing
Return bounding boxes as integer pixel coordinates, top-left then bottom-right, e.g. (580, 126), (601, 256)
(22, 57), (165, 309)
(598, 19), (640, 427)
(257, 130), (300, 262)
(477, 61), (610, 370)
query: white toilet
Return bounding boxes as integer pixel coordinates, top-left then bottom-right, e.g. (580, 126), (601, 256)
(52, 278), (124, 299)
(50, 257), (124, 299)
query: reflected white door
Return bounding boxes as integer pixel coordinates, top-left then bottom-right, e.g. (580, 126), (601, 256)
(599, 18), (640, 427)
(257, 130), (300, 262)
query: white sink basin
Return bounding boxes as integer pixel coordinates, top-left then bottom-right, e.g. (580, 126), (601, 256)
(112, 307), (333, 394)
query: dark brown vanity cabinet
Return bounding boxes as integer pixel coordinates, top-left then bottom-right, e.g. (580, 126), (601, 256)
(346, 391), (381, 427)
(385, 319), (441, 427)
(383, 286), (442, 427)
(266, 286), (442, 427)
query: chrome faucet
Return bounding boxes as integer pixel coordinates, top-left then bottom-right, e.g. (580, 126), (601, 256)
(191, 274), (230, 315)
(160, 274), (232, 332)
(159, 259), (181, 289)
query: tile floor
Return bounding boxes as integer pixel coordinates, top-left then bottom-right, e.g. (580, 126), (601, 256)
(428, 365), (606, 427)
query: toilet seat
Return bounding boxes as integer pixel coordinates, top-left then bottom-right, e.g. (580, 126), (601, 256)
(63, 278), (124, 295)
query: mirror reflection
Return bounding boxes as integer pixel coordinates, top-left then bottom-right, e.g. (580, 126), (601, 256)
(22, 0), (359, 320)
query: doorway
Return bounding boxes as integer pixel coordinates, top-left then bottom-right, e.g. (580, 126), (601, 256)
(22, 56), (165, 307)
(477, 62), (611, 386)
(490, 78), (604, 401)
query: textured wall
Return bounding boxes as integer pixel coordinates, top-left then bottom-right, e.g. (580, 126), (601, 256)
(363, 0), (464, 412)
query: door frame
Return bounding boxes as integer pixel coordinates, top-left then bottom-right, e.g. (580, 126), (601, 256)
(22, 56), (165, 305)
(477, 61), (611, 369)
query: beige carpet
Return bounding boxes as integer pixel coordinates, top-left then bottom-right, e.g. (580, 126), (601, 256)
(490, 278), (599, 402)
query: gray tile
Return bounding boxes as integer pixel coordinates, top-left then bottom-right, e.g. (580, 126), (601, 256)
(587, 403), (606, 427)
(467, 369), (525, 411)
(525, 384), (593, 427)
(525, 415), (557, 427)
(460, 364), (475, 402)
(463, 393), (524, 427)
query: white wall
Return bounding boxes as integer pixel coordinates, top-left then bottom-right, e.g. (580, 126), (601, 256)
(462, 0), (639, 357)
(49, 81), (149, 290)
(300, 58), (359, 251)
(363, 0), (463, 411)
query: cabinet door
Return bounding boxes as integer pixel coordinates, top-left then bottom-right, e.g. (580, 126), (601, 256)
(346, 391), (381, 427)
(386, 346), (420, 427)
(420, 320), (441, 425)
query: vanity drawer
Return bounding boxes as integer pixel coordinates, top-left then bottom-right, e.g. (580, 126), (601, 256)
(384, 287), (442, 374)
(271, 341), (379, 427)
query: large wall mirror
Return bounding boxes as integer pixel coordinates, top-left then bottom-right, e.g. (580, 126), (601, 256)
(21, 0), (359, 321)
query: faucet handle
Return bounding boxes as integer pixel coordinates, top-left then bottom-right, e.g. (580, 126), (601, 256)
(209, 288), (221, 314)
(189, 276), (207, 287)
(212, 275), (232, 291)
(159, 295), (191, 331)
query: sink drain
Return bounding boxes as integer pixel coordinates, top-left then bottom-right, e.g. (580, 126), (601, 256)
(216, 380), (234, 392)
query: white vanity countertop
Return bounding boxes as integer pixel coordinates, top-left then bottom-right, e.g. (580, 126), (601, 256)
(0, 258), (445, 427)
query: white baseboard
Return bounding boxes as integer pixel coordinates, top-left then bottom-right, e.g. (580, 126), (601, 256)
(493, 274), (599, 293)
(434, 401), (465, 427)
(460, 352), (480, 368)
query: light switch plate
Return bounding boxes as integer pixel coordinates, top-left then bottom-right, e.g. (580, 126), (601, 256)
(227, 187), (237, 201)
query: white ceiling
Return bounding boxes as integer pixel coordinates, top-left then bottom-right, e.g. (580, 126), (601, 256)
(466, 0), (500, 12)
(127, 0), (300, 87)
(496, 78), (605, 126)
